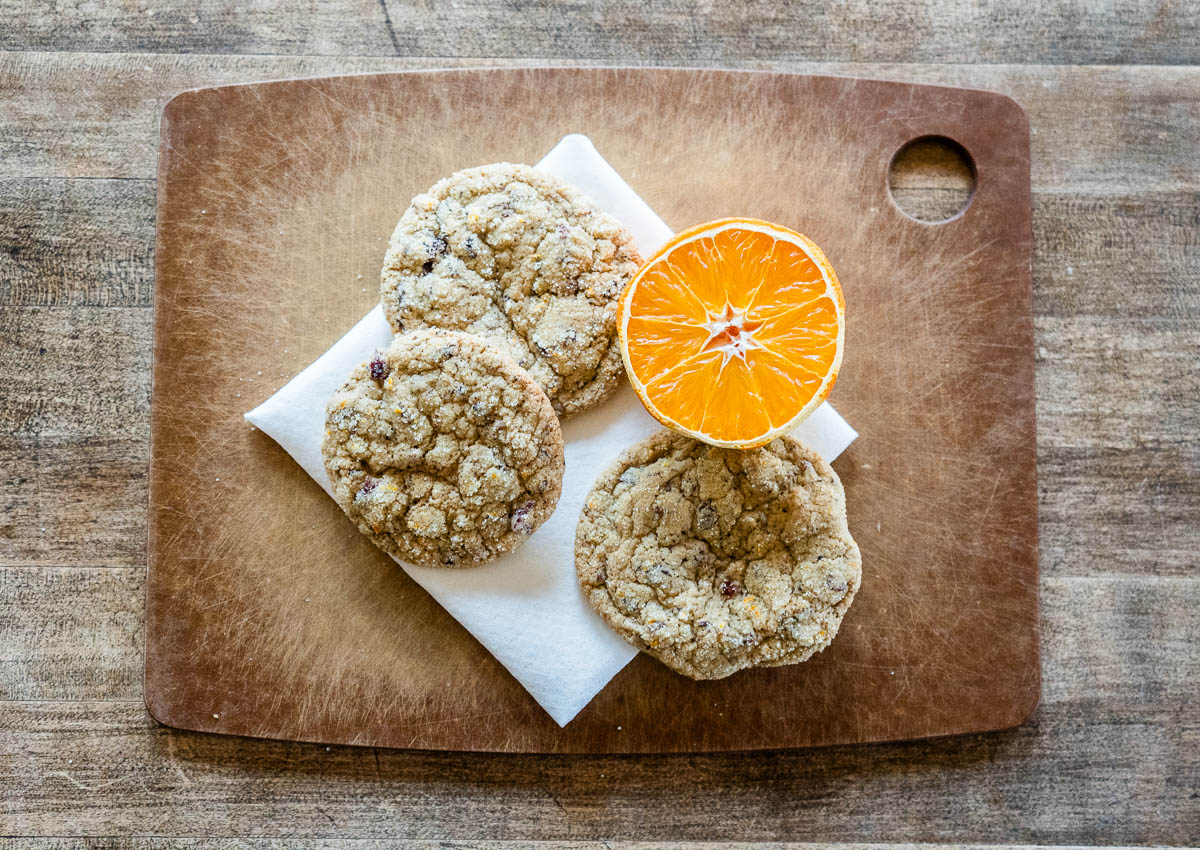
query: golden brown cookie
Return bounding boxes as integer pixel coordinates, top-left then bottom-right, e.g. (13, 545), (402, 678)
(380, 163), (642, 417)
(576, 430), (861, 678)
(323, 329), (565, 568)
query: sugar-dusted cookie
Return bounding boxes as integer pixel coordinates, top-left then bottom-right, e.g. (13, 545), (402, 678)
(323, 329), (564, 568)
(380, 163), (642, 417)
(576, 430), (861, 678)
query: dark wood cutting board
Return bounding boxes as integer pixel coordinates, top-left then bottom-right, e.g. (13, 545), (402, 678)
(147, 68), (1038, 753)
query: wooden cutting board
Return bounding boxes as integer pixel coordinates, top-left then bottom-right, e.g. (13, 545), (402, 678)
(147, 68), (1038, 753)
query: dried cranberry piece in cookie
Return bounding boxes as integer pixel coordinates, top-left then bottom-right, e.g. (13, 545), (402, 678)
(510, 499), (537, 534)
(357, 476), (378, 499)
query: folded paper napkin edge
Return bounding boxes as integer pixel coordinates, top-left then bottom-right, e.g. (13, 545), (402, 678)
(244, 133), (857, 726)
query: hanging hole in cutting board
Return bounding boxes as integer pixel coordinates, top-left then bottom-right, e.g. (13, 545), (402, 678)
(887, 136), (976, 223)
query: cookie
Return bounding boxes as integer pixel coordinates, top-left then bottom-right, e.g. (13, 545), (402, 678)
(576, 431), (861, 679)
(322, 329), (565, 568)
(380, 163), (642, 417)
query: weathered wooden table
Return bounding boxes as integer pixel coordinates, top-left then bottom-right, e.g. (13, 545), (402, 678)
(1, 3), (1197, 845)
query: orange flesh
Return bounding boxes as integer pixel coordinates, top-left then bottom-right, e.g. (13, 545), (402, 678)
(623, 222), (842, 444)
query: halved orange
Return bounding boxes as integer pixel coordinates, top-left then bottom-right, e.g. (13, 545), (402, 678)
(619, 218), (844, 449)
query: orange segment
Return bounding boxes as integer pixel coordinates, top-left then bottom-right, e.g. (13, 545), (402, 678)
(745, 237), (829, 318)
(627, 263), (709, 324)
(624, 316), (713, 382)
(755, 301), (842, 369)
(619, 218), (845, 449)
(670, 238), (726, 313)
(744, 347), (826, 420)
(697, 355), (771, 443)
(642, 351), (725, 433)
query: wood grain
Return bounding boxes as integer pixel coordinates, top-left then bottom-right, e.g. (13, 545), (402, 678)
(0, 567), (144, 700)
(1035, 193), (1200, 318)
(0, 178), (155, 307)
(0, 0), (1198, 839)
(0, 845), (1183, 850)
(6, 699), (1196, 843)
(1, 0), (1199, 64)
(0, 435), (147, 568)
(4, 568), (1190, 716)
(1035, 315), (1200, 576)
(3, 54), (1198, 191)
(0, 307), (150, 438)
(4, 566), (1198, 844)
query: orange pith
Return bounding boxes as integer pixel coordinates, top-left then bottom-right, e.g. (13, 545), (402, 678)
(619, 218), (844, 449)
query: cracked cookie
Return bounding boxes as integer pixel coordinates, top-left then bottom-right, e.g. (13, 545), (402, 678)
(380, 163), (642, 417)
(322, 329), (565, 568)
(576, 430), (861, 679)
